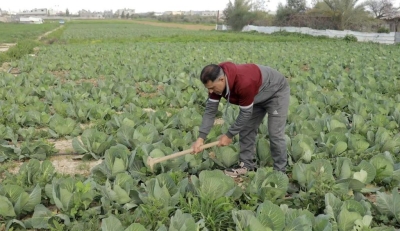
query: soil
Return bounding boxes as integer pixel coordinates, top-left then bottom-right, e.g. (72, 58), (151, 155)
(301, 64), (310, 71)
(49, 138), (75, 155)
(8, 154), (102, 177)
(0, 62), (10, 72)
(132, 20), (214, 30)
(365, 193), (377, 204)
(7, 137), (102, 177)
(0, 43), (16, 53)
(214, 118), (224, 125)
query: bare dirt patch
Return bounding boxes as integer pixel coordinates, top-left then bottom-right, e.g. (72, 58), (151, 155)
(143, 108), (172, 117)
(51, 70), (70, 80)
(0, 62), (10, 72)
(132, 20), (214, 30)
(0, 43), (16, 53)
(49, 155), (102, 177)
(50, 71), (104, 86)
(75, 78), (103, 87)
(80, 122), (96, 130)
(6, 137), (102, 177)
(8, 155), (102, 177)
(365, 193), (377, 204)
(214, 118), (224, 125)
(48, 138), (75, 155)
(301, 64), (310, 71)
(0, 62), (20, 74)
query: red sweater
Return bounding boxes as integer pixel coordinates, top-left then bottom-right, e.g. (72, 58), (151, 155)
(209, 62), (263, 108)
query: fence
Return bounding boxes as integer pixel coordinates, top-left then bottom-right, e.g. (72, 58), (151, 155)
(215, 24), (398, 44)
(215, 24), (231, 31)
(396, 33), (400, 43)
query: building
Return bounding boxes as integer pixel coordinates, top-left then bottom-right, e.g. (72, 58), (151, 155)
(78, 10), (104, 18)
(200, 11), (218, 17)
(168, 10), (220, 17)
(19, 17), (43, 24)
(47, 9), (57, 16)
(18, 8), (48, 17)
(182, 11), (202, 16)
(163, 11), (183, 15)
(382, 12), (400, 32)
(103, 10), (113, 18)
(115, 8), (135, 17)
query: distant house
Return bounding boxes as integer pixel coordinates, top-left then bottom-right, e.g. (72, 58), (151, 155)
(18, 8), (48, 17)
(163, 11), (183, 15)
(115, 8), (135, 18)
(103, 10), (113, 18)
(382, 12), (400, 32)
(19, 17), (43, 24)
(177, 10), (220, 17)
(200, 11), (218, 17)
(182, 11), (201, 16)
(78, 10), (104, 18)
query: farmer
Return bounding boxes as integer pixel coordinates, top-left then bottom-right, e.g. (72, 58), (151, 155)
(191, 61), (290, 177)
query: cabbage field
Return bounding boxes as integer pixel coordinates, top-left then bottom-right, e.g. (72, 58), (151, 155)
(1, 21), (400, 230)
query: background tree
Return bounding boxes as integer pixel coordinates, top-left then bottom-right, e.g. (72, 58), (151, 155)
(287, 0), (307, 12)
(311, 0), (370, 30)
(364, 0), (399, 18)
(274, 0), (307, 26)
(223, 0), (264, 30)
(252, 0), (268, 11)
(66, 8), (70, 16)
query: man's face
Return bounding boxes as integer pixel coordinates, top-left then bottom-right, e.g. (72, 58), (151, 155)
(204, 76), (225, 95)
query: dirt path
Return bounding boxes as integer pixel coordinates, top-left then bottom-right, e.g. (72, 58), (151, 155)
(37, 25), (63, 41)
(0, 25), (63, 55)
(132, 20), (214, 30)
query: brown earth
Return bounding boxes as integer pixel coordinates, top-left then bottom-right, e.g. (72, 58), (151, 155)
(7, 155), (102, 177)
(7, 137), (102, 177)
(0, 43), (16, 53)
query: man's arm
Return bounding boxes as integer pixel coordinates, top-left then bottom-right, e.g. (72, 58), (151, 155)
(225, 86), (255, 138)
(225, 103), (253, 138)
(198, 97), (220, 140)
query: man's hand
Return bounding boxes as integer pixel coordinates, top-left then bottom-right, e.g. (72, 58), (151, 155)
(218, 134), (232, 147)
(191, 138), (204, 154)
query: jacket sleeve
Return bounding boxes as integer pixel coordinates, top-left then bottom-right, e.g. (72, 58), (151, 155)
(226, 88), (255, 138)
(198, 94), (221, 140)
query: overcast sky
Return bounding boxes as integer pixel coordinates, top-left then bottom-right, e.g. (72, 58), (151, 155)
(5, 0), (229, 13)
(1, 0), (400, 13)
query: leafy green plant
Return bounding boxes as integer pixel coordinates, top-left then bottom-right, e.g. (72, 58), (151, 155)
(343, 34), (358, 42)
(72, 128), (115, 160)
(45, 176), (97, 218)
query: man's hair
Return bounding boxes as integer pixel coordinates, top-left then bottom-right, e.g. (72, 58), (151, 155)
(200, 64), (224, 84)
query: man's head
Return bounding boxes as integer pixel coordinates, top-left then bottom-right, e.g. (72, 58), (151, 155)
(200, 64), (226, 95)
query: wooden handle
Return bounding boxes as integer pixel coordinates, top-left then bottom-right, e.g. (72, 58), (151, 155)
(150, 141), (219, 164)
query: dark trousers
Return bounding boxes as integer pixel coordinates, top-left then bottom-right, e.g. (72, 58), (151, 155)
(239, 72), (290, 172)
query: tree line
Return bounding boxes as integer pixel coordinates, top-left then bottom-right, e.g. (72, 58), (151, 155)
(222, 0), (399, 32)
